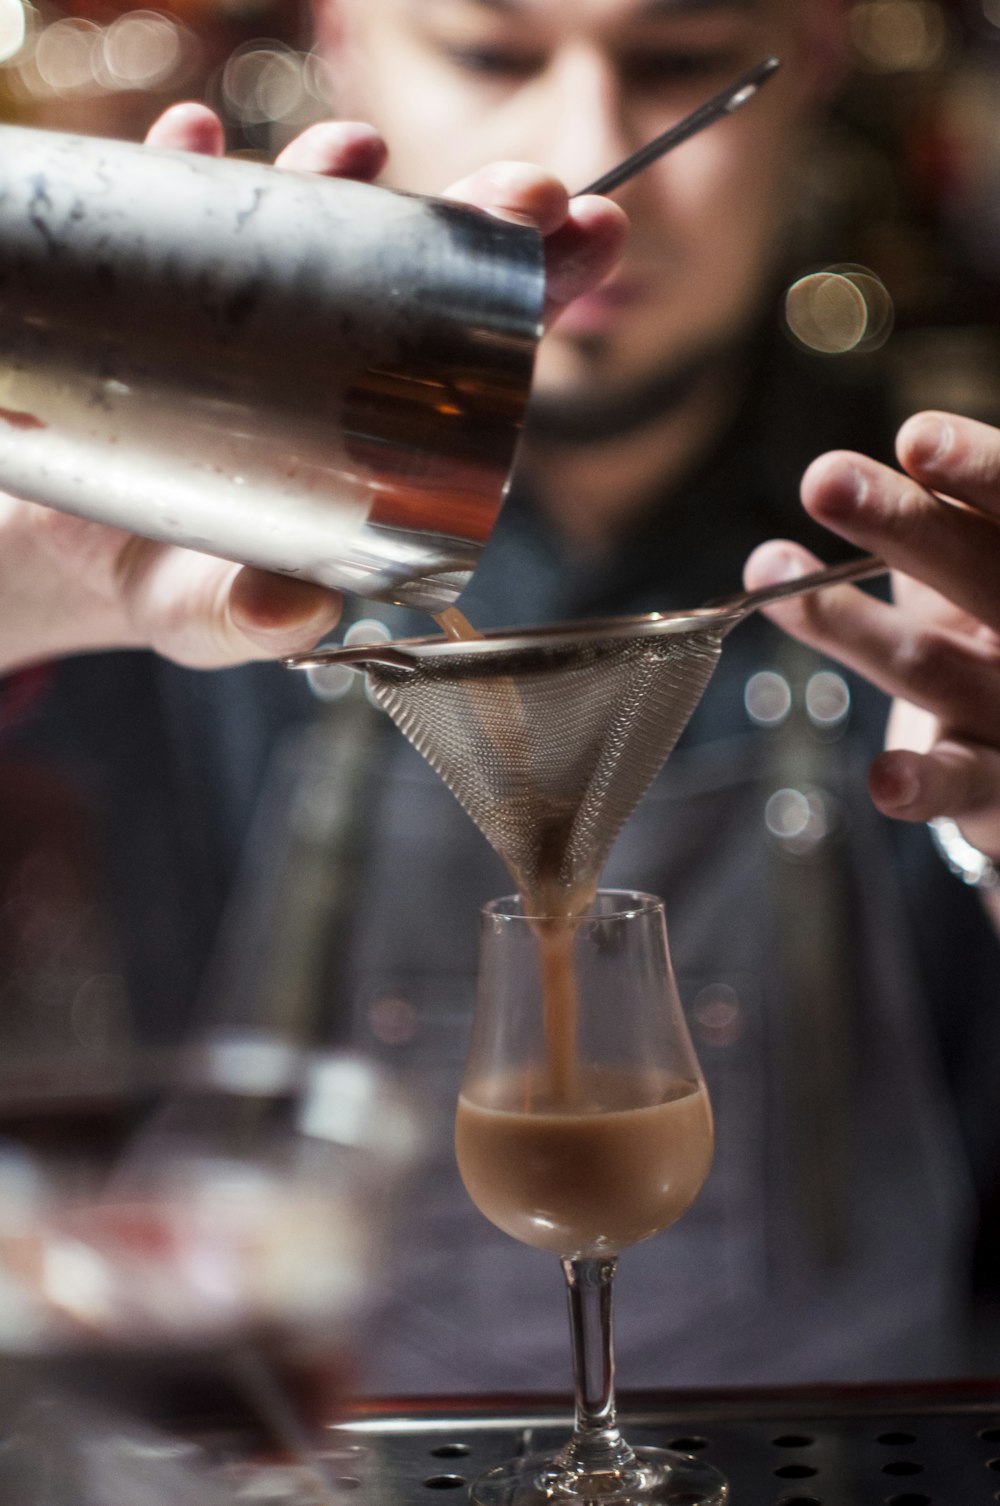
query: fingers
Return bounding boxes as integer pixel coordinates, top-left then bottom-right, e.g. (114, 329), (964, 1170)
(743, 540), (1000, 743)
(747, 540), (1000, 854)
(897, 411), (1000, 520)
(442, 163), (627, 328)
(146, 105), (389, 185)
(743, 541), (903, 697)
(443, 161), (571, 232)
(144, 102), (224, 155)
(113, 542), (341, 669)
(744, 538), (890, 680)
(753, 409), (1000, 857)
(742, 539), (879, 659)
(541, 196), (628, 324)
(870, 741), (1000, 844)
(274, 121), (388, 180)
(872, 702), (1000, 857)
(228, 568), (343, 656)
(799, 447), (1000, 636)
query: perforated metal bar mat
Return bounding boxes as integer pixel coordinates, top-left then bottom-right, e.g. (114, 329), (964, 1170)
(307, 1385), (1000, 1505)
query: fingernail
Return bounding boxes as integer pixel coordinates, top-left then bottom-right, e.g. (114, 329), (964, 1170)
(849, 464), (868, 504)
(908, 415), (953, 468)
(815, 461), (868, 521)
(487, 207), (538, 228)
(483, 161), (545, 196)
(443, 163), (552, 227)
(870, 758), (920, 810)
(776, 550), (807, 581)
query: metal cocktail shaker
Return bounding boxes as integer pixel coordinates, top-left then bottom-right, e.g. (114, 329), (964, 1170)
(0, 126), (544, 611)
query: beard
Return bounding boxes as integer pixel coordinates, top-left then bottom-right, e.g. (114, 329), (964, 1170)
(524, 334), (746, 446)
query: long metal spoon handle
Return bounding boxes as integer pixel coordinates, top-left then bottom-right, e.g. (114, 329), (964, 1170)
(716, 552), (888, 618)
(576, 55), (781, 199)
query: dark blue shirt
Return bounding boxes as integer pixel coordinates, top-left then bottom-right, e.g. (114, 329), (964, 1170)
(3, 337), (999, 1391)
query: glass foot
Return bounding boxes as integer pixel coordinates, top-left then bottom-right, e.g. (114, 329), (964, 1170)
(218, 1460), (341, 1503)
(469, 1445), (728, 1505)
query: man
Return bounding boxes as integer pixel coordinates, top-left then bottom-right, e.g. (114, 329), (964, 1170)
(4, 0), (1000, 1391)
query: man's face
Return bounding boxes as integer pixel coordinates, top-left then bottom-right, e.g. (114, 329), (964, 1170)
(320, 0), (835, 408)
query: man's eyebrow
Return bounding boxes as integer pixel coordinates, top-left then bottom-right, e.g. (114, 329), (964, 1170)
(418, 0), (759, 9)
(640, 0), (761, 13)
(424, 0), (522, 11)
(416, 0), (760, 13)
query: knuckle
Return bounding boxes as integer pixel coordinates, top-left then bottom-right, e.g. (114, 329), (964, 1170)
(892, 628), (953, 696)
(878, 478), (933, 543)
(927, 414), (1000, 490)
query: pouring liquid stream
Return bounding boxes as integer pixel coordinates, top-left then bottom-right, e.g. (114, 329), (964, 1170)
(433, 606), (583, 1107)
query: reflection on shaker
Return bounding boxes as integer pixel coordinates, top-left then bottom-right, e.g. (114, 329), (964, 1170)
(0, 125), (544, 611)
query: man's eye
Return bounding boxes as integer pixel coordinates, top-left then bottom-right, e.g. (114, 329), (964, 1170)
(621, 51), (738, 90)
(442, 45), (542, 80)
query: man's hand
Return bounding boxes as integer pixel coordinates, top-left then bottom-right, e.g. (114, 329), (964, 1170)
(441, 162), (625, 326)
(744, 411), (1000, 861)
(1, 105), (626, 677)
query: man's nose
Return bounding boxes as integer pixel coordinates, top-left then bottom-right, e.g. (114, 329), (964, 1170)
(537, 45), (635, 195)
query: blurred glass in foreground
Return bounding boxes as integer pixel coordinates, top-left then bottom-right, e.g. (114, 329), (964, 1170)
(0, 1040), (419, 1471)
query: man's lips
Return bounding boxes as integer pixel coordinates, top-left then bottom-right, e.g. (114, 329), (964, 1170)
(552, 277), (647, 337)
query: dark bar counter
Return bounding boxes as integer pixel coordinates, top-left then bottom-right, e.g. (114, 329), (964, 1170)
(306, 1380), (1000, 1505)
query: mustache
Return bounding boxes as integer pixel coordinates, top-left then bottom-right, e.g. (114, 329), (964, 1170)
(524, 340), (738, 446)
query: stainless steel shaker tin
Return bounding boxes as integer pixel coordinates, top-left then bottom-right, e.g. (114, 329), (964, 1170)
(0, 126), (545, 610)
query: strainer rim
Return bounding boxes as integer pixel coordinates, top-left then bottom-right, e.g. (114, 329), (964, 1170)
(285, 609), (731, 672)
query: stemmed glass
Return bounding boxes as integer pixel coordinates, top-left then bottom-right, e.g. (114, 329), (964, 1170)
(0, 1043), (418, 1503)
(455, 890), (727, 1505)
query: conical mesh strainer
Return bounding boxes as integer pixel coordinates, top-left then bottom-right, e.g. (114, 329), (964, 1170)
(288, 554), (884, 909)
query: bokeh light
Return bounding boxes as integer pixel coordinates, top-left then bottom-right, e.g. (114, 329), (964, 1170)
(0, 0), (25, 65)
(849, 0), (953, 72)
(784, 265), (894, 356)
(32, 16), (101, 94)
(101, 12), (189, 91)
(218, 40), (333, 139)
(0, 4), (197, 103)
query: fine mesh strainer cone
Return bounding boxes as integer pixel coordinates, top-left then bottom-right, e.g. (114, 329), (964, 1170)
(373, 626), (720, 907)
(288, 554), (884, 909)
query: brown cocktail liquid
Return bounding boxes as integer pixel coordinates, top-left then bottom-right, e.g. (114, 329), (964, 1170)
(432, 607), (595, 1108)
(455, 1069), (713, 1256)
(434, 606), (483, 643)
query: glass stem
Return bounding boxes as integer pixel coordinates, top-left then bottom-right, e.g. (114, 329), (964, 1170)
(558, 1256), (636, 1474)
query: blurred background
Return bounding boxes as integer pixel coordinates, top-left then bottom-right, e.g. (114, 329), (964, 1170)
(0, 0), (999, 1411)
(0, 0), (319, 150)
(0, 0), (998, 407)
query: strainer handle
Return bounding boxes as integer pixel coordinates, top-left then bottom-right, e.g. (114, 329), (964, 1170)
(708, 552), (887, 620)
(284, 642), (418, 671)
